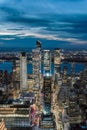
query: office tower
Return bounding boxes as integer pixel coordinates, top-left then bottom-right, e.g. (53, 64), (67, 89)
(32, 49), (41, 91)
(43, 50), (51, 76)
(13, 58), (20, 91)
(20, 52), (27, 91)
(54, 48), (61, 85)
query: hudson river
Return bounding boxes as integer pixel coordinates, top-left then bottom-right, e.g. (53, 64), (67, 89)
(0, 62), (85, 74)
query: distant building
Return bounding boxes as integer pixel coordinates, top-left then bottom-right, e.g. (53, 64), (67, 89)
(20, 52), (27, 91)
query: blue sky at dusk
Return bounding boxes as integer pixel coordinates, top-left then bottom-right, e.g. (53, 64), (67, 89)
(0, 0), (87, 49)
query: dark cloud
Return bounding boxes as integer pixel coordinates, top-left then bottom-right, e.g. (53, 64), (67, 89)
(8, 16), (50, 27)
(0, 6), (51, 27)
(0, 6), (23, 17)
(38, 14), (87, 40)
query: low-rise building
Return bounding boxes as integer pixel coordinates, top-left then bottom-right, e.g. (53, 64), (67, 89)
(0, 119), (7, 130)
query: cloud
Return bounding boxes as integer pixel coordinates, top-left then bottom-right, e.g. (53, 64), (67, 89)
(0, 13), (87, 46)
(0, 31), (19, 36)
(0, 38), (15, 40)
(0, 26), (86, 45)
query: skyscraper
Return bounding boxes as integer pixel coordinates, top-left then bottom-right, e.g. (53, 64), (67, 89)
(13, 58), (20, 91)
(54, 49), (61, 76)
(32, 49), (41, 91)
(54, 48), (61, 85)
(43, 50), (51, 76)
(32, 41), (42, 92)
(20, 52), (27, 91)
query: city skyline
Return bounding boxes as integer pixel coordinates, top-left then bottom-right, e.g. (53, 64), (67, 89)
(0, 42), (87, 129)
(0, 0), (87, 49)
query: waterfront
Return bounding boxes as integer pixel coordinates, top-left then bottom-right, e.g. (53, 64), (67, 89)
(0, 61), (85, 74)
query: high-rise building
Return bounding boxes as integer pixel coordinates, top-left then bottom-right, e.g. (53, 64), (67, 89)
(43, 50), (51, 76)
(32, 49), (41, 91)
(13, 58), (20, 91)
(54, 48), (61, 85)
(20, 52), (27, 91)
(32, 41), (42, 112)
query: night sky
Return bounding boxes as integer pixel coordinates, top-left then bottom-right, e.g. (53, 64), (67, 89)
(0, 0), (87, 49)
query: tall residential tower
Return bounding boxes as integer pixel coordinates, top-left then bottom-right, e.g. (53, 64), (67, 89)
(20, 52), (27, 91)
